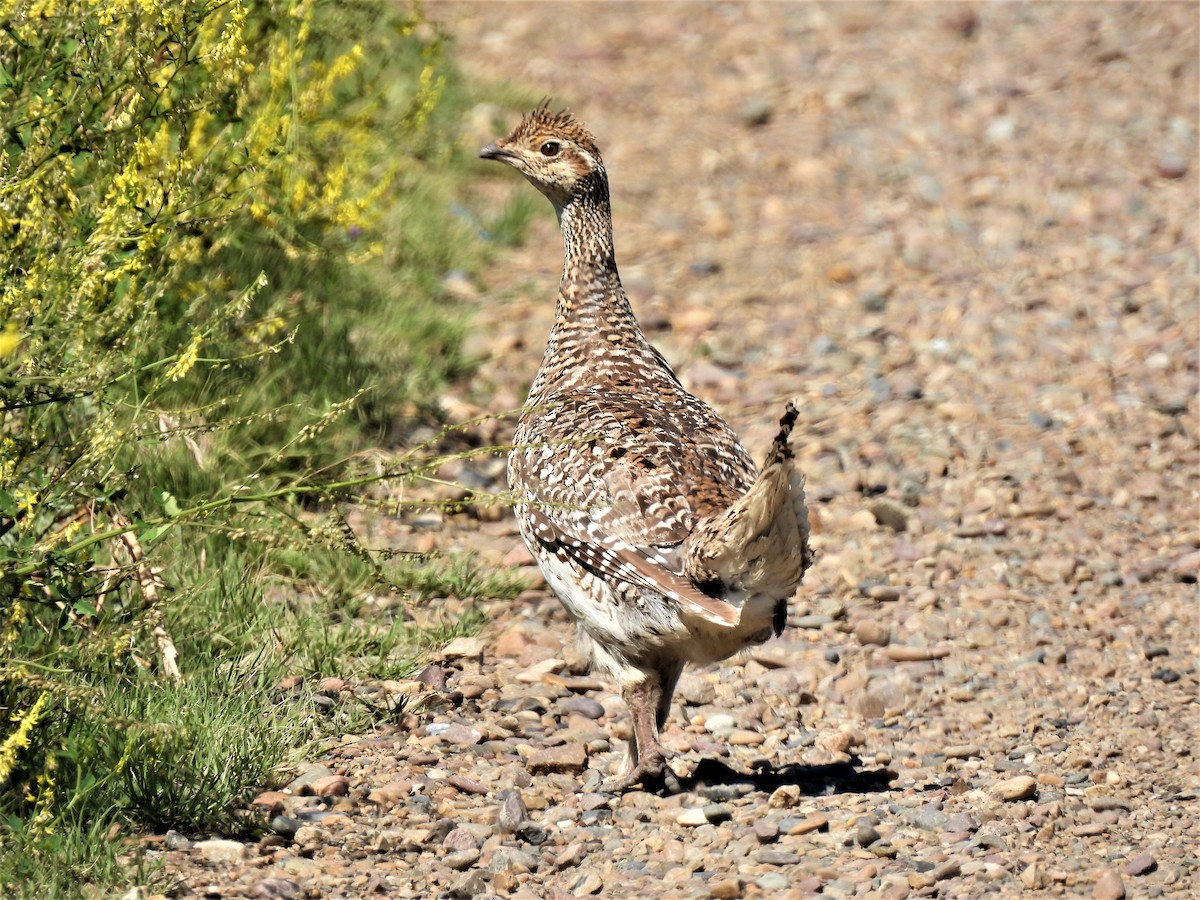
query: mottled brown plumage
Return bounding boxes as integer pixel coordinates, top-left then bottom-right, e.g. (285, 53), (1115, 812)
(481, 107), (813, 791)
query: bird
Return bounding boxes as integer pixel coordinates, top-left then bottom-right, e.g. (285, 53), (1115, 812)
(480, 106), (813, 792)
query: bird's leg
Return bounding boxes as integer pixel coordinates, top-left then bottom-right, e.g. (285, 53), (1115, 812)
(602, 663), (684, 793)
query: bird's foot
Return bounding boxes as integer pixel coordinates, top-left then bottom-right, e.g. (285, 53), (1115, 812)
(600, 748), (682, 794)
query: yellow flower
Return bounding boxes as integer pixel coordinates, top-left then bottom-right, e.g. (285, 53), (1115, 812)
(0, 693), (49, 787)
(0, 323), (21, 359)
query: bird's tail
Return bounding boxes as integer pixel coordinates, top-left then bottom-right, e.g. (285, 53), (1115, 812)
(685, 401), (812, 601)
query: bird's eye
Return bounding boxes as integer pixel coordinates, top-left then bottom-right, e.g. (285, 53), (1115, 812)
(539, 141), (561, 157)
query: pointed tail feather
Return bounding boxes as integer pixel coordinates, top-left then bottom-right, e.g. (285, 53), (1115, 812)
(686, 399), (810, 599)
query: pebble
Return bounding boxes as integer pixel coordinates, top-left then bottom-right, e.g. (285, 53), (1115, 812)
(677, 807), (710, 826)
(444, 849), (481, 871)
(756, 849), (802, 866)
(885, 644), (950, 661)
(1092, 868), (1126, 900)
(703, 803), (733, 823)
(436, 723), (484, 746)
(943, 813), (979, 833)
(708, 876), (745, 899)
(727, 729), (765, 746)
(561, 697), (605, 719)
(704, 713), (737, 733)
(740, 96), (772, 127)
(767, 785), (800, 808)
(526, 742), (587, 774)
(753, 819), (779, 843)
(285, 764), (334, 794)
(788, 813), (829, 835)
(498, 789), (528, 834)
(942, 744), (982, 759)
(164, 830), (194, 851)
(1123, 852), (1157, 876)
(856, 823), (882, 847)
(439, 636), (485, 660)
(570, 872), (604, 894)
(993, 775), (1038, 801)
(308, 775), (350, 798)
(195, 839), (247, 864)
(854, 620), (891, 647)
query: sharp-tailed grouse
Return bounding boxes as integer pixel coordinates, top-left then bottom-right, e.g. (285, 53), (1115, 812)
(481, 106), (813, 792)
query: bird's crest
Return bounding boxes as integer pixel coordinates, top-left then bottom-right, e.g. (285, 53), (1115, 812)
(508, 102), (601, 157)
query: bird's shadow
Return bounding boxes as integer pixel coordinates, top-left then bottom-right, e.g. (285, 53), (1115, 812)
(655, 756), (897, 798)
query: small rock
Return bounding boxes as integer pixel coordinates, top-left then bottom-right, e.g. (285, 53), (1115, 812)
(291, 825), (328, 852)
(448, 773), (488, 795)
(1156, 150), (1188, 179)
(561, 697), (605, 719)
(438, 723), (484, 746)
(868, 498), (910, 531)
(515, 657), (564, 683)
(854, 620), (891, 647)
(709, 876), (745, 899)
(677, 807), (710, 826)
(527, 742), (587, 774)
(910, 806), (948, 830)
(727, 729), (765, 746)
(677, 675), (716, 705)
(943, 744), (982, 759)
(309, 775), (350, 798)
(444, 849), (481, 871)
(516, 821), (548, 845)
(757, 849), (802, 866)
(740, 96), (772, 127)
(788, 813), (829, 835)
(767, 784), (800, 808)
(248, 878), (303, 899)
(1093, 867), (1126, 900)
(413, 664), (446, 690)
(856, 823), (882, 847)
(164, 830), (194, 851)
(753, 818), (779, 843)
(1123, 853), (1157, 876)
(285, 764), (334, 794)
(704, 713), (737, 732)
(570, 871), (604, 895)
(555, 842), (586, 869)
(943, 812), (979, 833)
(367, 779), (410, 806)
(440, 636), (485, 660)
(993, 775), (1038, 801)
(195, 838), (247, 864)
(885, 644), (950, 661)
(703, 803), (733, 823)
(757, 873), (790, 892)
(1021, 860), (1048, 890)
(448, 871), (486, 899)
(443, 827), (478, 853)
(498, 789), (528, 834)
(269, 815), (299, 839)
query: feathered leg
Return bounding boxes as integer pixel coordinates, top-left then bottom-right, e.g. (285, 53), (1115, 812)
(603, 661), (684, 793)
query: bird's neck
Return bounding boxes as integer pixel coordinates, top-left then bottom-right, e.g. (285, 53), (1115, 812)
(528, 173), (661, 400)
(555, 174), (628, 324)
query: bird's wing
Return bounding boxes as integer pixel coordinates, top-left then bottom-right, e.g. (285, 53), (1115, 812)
(511, 390), (756, 627)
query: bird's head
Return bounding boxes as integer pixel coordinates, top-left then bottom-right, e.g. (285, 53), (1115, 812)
(480, 105), (605, 212)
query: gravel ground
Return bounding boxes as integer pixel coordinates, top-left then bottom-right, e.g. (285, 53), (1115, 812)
(150, 4), (1197, 898)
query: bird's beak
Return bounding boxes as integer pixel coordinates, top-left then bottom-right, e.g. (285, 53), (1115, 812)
(479, 143), (516, 162)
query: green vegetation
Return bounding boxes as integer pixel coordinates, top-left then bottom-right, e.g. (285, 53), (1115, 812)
(0, 0), (529, 894)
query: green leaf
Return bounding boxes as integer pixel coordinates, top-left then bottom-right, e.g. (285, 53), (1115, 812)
(153, 488), (181, 518)
(139, 523), (174, 544)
